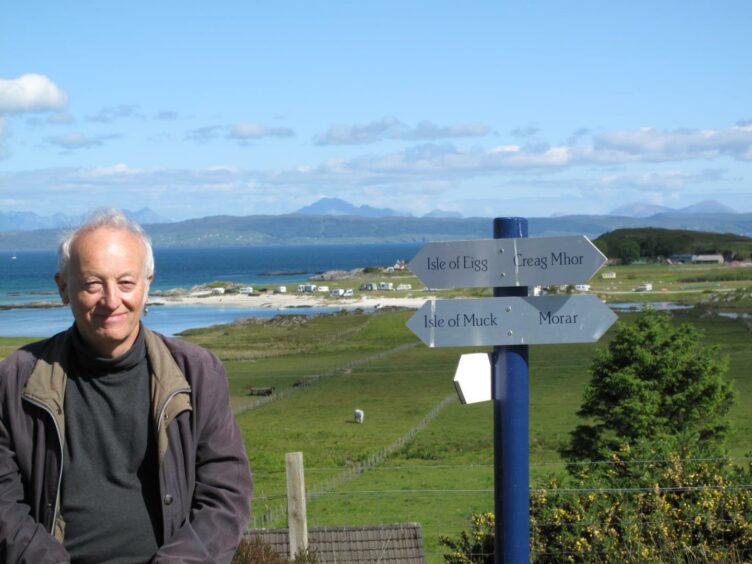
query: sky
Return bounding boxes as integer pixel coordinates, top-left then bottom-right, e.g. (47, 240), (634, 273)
(1, 1), (751, 221)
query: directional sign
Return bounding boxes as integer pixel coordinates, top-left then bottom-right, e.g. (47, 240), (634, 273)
(409, 236), (607, 289)
(406, 295), (617, 348)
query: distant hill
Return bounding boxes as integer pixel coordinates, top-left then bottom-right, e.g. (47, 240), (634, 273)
(609, 203), (673, 218)
(294, 197), (402, 217)
(609, 199), (736, 218)
(594, 227), (752, 261)
(1, 212), (751, 250)
(422, 209), (463, 219)
(0, 207), (170, 232)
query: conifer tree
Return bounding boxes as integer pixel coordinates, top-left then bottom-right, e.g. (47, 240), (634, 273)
(562, 309), (735, 461)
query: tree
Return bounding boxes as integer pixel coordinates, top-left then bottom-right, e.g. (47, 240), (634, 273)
(615, 239), (640, 264)
(562, 309), (735, 462)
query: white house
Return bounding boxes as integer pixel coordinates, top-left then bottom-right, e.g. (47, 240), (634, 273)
(378, 282), (394, 291)
(211, 287), (226, 296)
(239, 287), (254, 295)
(601, 271), (616, 279)
(693, 254), (724, 264)
(298, 284), (317, 293)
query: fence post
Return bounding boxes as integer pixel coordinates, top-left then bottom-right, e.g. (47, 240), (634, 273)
(286, 452), (308, 559)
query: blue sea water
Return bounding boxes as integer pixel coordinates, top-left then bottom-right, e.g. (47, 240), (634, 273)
(0, 243), (421, 337)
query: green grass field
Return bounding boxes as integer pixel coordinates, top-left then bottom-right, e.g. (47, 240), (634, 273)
(2, 262), (750, 562)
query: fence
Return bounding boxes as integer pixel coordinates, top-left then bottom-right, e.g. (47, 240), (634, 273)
(250, 458), (752, 563)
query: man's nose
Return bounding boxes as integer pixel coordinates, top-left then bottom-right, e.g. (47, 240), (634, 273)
(100, 284), (121, 309)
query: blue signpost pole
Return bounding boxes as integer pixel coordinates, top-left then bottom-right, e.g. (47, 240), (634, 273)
(493, 217), (530, 563)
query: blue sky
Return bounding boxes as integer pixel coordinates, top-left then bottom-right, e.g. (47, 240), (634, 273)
(1, 1), (751, 220)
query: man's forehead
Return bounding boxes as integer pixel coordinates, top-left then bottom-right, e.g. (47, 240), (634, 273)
(70, 228), (148, 268)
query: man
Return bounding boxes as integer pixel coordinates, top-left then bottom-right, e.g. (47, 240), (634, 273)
(0, 209), (253, 563)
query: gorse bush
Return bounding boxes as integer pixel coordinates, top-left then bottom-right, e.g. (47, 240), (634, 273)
(530, 437), (752, 562)
(438, 512), (495, 563)
(442, 440), (752, 562)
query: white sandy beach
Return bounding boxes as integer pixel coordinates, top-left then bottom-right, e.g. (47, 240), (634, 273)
(150, 291), (432, 311)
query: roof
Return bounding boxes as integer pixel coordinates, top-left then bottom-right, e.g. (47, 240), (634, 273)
(247, 523), (425, 563)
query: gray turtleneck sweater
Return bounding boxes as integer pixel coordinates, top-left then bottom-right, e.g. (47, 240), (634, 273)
(61, 326), (161, 564)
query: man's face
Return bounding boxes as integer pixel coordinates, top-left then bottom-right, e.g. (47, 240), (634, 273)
(55, 227), (152, 358)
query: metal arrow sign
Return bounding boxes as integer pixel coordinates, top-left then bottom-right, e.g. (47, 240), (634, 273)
(406, 295), (617, 348)
(408, 236), (607, 289)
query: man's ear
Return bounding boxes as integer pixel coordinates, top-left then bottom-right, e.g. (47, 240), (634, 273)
(54, 273), (69, 304)
(143, 275), (153, 306)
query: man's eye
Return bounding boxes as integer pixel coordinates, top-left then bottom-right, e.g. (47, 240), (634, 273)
(119, 281), (136, 291)
(84, 282), (103, 292)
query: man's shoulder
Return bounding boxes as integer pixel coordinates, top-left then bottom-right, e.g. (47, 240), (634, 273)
(0, 331), (69, 388)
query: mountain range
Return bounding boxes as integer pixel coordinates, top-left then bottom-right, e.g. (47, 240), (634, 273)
(0, 208), (171, 232)
(608, 200), (737, 218)
(0, 199), (749, 250)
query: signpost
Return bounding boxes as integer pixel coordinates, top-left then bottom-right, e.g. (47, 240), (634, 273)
(407, 295), (617, 348)
(408, 235), (607, 289)
(406, 218), (616, 564)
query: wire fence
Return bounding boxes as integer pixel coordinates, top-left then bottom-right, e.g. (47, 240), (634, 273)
(234, 341), (419, 417)
(249, 460), (752, 563)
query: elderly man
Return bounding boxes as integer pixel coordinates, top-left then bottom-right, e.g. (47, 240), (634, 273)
(0, 209), (253, 563)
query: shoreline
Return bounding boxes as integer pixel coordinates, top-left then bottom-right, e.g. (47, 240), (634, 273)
(150, 291), (431, 311)
(0, 292), (431, 312)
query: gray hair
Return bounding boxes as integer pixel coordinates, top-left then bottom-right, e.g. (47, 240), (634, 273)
(57, 208), (155, 279)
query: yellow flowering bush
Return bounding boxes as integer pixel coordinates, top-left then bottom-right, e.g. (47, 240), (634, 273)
(530, 438), (752, 562)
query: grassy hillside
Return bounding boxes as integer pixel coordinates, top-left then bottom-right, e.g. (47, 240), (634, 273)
(595, 227), (752, 260)
(2, 301), (750, 561)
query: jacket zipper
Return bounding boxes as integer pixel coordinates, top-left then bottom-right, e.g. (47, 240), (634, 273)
(156, 388), (191, 435)
(21, 396), (64, 535)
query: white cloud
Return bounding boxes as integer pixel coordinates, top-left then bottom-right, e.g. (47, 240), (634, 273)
(86, 104), (142, 123)
(186, 123), (295, 144)
(47, 112), (75, 125)
(185, 125), (222, 143)
(315, 117), (402, 145)
(0, 74), (68, 113)
(594, 124), (752, 161)
(228, 123), (294, 140)
(87, 163), (145, 177)
(47, 132), (118, 150)
(157, 110), (179, 121)
(392, 120), (490, 141)
(0, 117), (7, 159)
(510, 124), (540, 138)
(314, 117), (490, 145)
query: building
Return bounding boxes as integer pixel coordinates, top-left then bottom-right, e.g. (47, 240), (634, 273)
(692, 254), (724, 265)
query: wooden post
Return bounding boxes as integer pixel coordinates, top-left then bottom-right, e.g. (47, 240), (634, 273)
(286, 451), (308, 559)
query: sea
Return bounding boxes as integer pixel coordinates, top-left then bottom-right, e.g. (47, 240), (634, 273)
(0, 243), (422, 337)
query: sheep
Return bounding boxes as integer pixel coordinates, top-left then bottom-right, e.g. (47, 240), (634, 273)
(354, 409), (364, 424)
